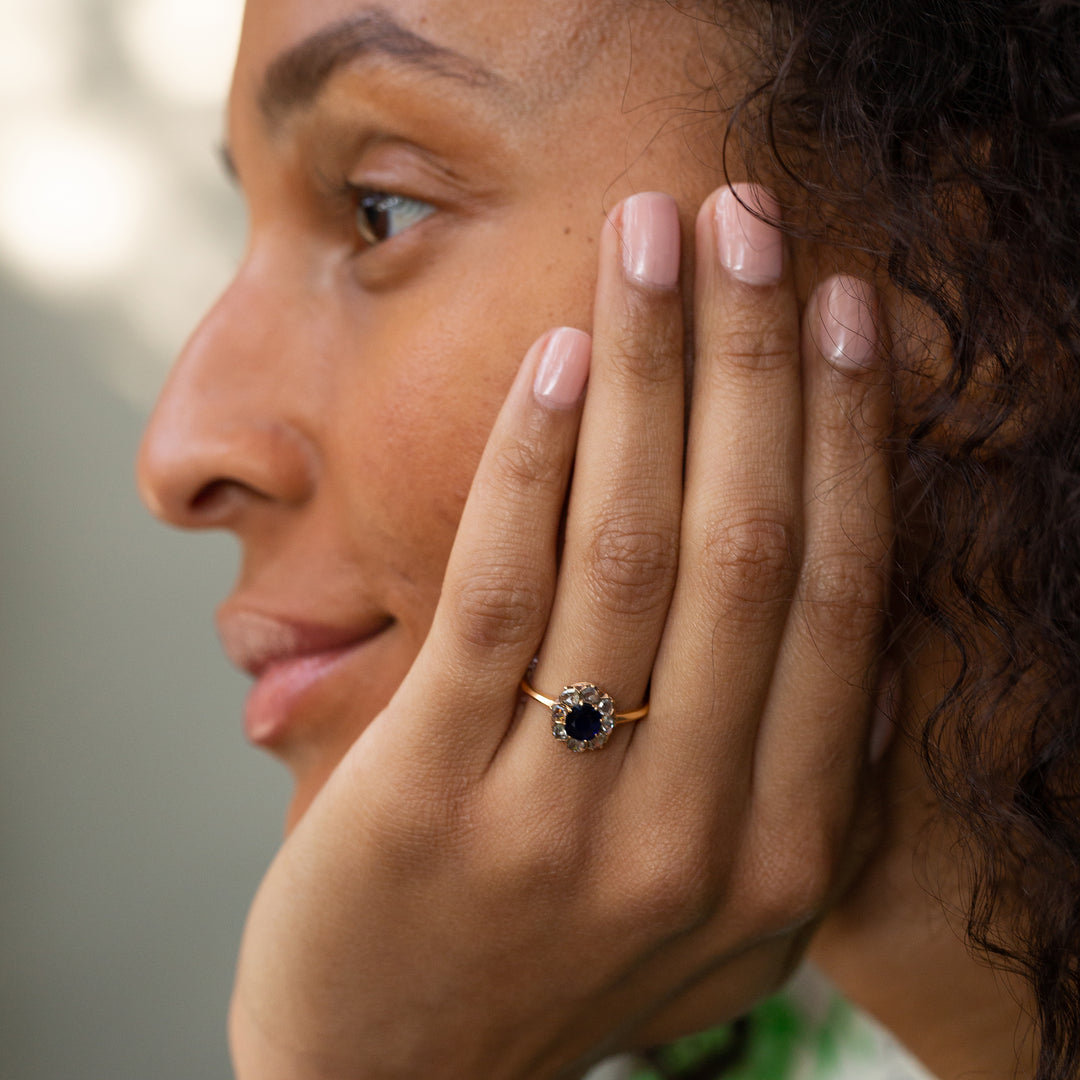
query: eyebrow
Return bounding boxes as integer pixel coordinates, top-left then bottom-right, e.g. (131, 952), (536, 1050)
(258, 7), (506, 127)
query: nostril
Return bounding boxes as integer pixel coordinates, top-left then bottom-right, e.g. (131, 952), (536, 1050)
(191, 478), (237, 515)
(188, 478), (268, 524)
(137, 382), (319, 528)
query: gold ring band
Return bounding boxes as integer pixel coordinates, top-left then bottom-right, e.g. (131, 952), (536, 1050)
(519, 680), (650, 721)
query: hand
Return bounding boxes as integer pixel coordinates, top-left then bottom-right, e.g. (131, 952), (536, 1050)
(228, 185), (893, 1080)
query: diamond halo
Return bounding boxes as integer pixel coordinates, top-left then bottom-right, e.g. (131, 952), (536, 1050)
(550, 682), (617, 752)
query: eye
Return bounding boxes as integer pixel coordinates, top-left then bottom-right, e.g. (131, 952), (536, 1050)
(353, 188), (436, 246)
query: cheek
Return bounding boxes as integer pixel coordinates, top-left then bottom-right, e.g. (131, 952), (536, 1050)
(326, 229), (599, 602)
(374, 355), (499, 541)
(320, 306), (530, 644)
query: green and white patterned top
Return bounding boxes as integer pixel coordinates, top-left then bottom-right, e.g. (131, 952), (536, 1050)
(584, 966), (938, 1080)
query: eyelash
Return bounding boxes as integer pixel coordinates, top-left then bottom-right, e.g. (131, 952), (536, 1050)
(347, 185), (437, 247)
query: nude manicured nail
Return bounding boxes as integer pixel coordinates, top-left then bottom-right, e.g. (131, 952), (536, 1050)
(715, 185), (783, 285)
(533, 327), (591, 408)
(816, 276), (878, 371)
(620, 193), (680, 288)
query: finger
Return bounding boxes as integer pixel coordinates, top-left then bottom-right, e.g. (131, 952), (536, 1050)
(752, 275), (892, 834)
(390, 327), (591, 770)
(511, 192), (685, 763)
(643, 183), (801, 793)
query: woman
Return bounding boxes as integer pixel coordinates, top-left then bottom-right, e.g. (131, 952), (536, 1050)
(137, 0), (1080, 1077)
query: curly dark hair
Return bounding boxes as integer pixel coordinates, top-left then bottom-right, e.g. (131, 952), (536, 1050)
(699, 1), (1080, 1077)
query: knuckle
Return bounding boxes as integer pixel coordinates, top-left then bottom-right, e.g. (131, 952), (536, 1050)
(616, 847), (716, 937)
(609, 818), (726, 936)
(354, 768), (477, 871)
(478, 781), (596, 900)
(582, 513), (678, 613)
(815, 396), (868, 446)
(490, 422), (563, 492)
(487, 817), (581, 896)
(605, 298), (682, 387)
(722, 343), (794, 373)
(799, 552), (885, 649)
(699, 512), (799, 610)
(716, 315), (797, 374)
(447, 571), (548, 650)
(745, 838), (834, 935)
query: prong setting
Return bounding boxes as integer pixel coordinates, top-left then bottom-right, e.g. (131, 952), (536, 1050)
(550, 683), (617, 751)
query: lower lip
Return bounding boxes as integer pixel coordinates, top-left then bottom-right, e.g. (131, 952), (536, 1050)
(244, 641), (369, 745)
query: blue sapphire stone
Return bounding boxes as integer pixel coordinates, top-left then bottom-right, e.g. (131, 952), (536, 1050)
(565, 702), (604, 743)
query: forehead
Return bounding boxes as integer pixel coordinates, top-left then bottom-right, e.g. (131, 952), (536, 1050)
(227, 0), (741, 206)
(236, 0), (627, 107)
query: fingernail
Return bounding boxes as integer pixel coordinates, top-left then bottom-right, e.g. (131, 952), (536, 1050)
(869, 659), (898, 764)
(815, 276), (878, 372)
(533, 327), (591, 408)
(715, 184), (783, 286)
(619, 192), (680, 288)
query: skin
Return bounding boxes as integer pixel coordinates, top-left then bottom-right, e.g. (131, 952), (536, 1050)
(137, 0), (1034, 1076)
(140, 0), (739, 828)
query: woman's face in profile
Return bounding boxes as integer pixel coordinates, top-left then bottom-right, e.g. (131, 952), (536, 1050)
(138, 0), (734, 824)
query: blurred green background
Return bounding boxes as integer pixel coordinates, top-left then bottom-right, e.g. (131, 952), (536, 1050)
(0, 2), (290, 1076)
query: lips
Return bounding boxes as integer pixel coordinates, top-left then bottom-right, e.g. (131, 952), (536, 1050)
(217, 608), (393, 744)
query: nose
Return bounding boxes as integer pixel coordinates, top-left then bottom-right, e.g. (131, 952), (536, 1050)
(137, 266), (319, 530)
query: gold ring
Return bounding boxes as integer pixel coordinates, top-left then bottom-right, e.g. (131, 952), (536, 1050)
(520, 678), (649, 752)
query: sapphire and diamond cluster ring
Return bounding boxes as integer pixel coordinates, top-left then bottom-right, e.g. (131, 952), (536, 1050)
(520, 678), (650, 752)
